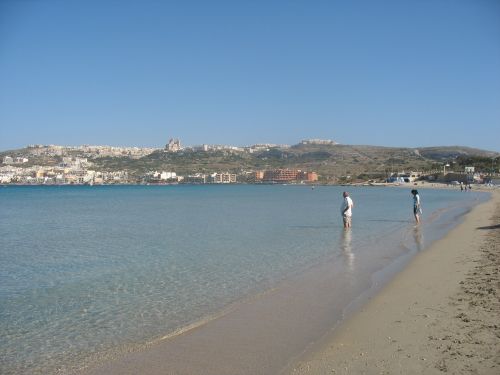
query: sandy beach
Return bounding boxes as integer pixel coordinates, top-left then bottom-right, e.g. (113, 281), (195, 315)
(73, 186), (500, 375)
(289, 188), (500, 374)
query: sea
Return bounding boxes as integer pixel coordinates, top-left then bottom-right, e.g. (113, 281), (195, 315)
(0, 185), (488, 374)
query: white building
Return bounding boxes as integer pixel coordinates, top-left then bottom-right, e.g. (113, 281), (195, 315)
(210, 172), (237, 184)
(160, 171), (177, 180)
(0, 173), (13, 183)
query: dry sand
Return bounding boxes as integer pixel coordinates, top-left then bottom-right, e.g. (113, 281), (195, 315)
(289, 189), (500, 375)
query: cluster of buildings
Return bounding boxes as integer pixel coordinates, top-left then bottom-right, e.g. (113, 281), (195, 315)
(387, 171), (423, 183)
(183, 173), (237, 184)
(387, 168), (493, 185)
(61, 157), (91, 169)
(0, 138), (330, 185)
(2, 146), (319, 185)
(144, 171), (237, 184)
(0, 152), (131, 185)
(174, 143), (291, 154)
(0, 165), (129, 185)
(141, 171), (237, 184)
(1, 149), (320, 185)
(143, 169), (317, 185)
(164, 139), (336, 154)
(166, 137), (343, 154)
(11, 137), (337, 161)
(26, 144), (157, 158)
(300, 139), (338, 145)
(2, 156), (29, 165)
(3, 139), (496, 186)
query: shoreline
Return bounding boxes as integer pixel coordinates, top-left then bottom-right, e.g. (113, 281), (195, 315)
(72, 188), (494, 375)
(289, 189), (500, 374)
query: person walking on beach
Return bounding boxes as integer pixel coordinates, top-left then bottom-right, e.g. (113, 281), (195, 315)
(341, 191), (354, 228)
(411, 189), (422, 224)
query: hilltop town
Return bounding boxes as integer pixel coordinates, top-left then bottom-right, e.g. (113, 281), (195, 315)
(0, 139), (498, 186)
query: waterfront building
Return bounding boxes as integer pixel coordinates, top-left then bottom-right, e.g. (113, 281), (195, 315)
(184, 174), (207, 184)
(299, 171), (318, 182)
(160, 171), (177, 180)
(144, 171), (178, 183)
(255, 169), (318, 183)
(210, 172), (237, 184)
(254, 171), (265, 181)
(388, 171), (422, 183)
(263, 169), (300, 183)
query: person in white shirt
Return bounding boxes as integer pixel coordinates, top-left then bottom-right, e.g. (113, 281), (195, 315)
(341, 191), (354, 228)
(411, 189), (422, 224)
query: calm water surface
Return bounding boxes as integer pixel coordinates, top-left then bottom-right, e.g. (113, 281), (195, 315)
(0, 185), (487, 374)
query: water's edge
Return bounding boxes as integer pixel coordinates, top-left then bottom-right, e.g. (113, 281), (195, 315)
(279, 193), (490, 374)
(79, 191), (490, 375)
(0, 186), (487, 375)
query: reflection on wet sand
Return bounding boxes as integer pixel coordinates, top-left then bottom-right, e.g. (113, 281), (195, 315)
(413, 226), (423, 251)
(340, 229), (355, 272)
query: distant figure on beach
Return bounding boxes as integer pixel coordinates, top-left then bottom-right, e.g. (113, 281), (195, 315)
(411, 189), (421, 224)
(341, 191), (354, 228)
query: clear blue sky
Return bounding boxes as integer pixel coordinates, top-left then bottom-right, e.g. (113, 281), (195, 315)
(1, 0), (499, 151)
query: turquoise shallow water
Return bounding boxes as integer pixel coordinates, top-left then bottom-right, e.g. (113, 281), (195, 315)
(0, 185), (488, 374)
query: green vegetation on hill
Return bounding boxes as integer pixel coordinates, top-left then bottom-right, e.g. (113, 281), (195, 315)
(1, 144), (498, 181)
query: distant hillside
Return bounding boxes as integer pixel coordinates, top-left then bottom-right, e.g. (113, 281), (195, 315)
(413, 146), (497, 160)
(1, 143), (498, 181)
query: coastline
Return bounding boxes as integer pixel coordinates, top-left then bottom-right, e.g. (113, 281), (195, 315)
(289, 189), (500, 374)
(69, 187), (495, 375)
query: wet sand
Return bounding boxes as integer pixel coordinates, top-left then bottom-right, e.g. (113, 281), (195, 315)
(80, 247), (374, 375)
(289, 189), (500, 374)
(77, 187), (498, 375)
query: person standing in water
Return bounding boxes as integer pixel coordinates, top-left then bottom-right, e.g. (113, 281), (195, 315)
(341, 191), (354, 228)
(411, 189), (422, 224)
